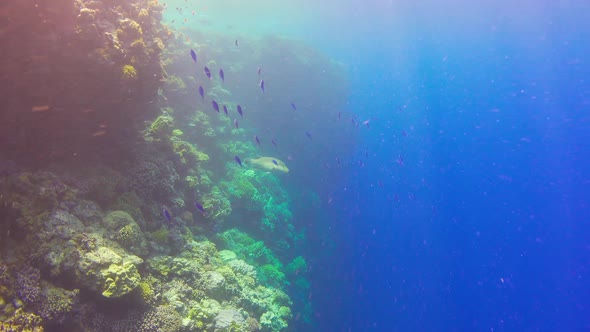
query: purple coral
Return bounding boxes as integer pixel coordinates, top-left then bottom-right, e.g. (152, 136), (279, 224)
(16, 265), (41, 304)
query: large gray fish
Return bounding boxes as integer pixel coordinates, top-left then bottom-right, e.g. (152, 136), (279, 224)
(245, 157), (289, 173)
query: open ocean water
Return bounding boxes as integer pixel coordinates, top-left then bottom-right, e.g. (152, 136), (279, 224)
(1, 0), (589, 331)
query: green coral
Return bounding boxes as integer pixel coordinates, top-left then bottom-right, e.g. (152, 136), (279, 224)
(102, 210), (135, 231)
(151, 226), (170, 245)
(285, 256), (307, 276)
(100, 260), (141, 298)
(260, 306), (292, 331)
(138, 278), (157, 305)
(165, 75), (187, 91)
(147, 114), (174, 141)
(172, 129), (184, 137)
(218, 229), (281, 267)
(38, 283), (79, 322)
(191, 112), (216, 137)
(171, 139), (209, 167)
(111, 192), (144, 222)
(115, 222), (147, 255)
(76, 246), (142, 298)
(200, 186), (232, 220)
(257, 264), (286, 288)
(187, 298), (221, 330)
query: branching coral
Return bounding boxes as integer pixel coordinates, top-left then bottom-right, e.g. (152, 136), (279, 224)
(38, 283), (79, 323)
(0, 308), (44, 332)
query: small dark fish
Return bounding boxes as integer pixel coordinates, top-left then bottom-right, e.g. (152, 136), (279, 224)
(337, 112), (341, 120)
(401, 130), (408, 137)
(254, 135), (261, 147)
(195, 202), (205, 213)
(237, 104), (243, 117)
(257, 67), (261, 76)
(291, 102), (297, 111)
(212, 100), (219, 112)
(396, 155), (404, 166)
(336, 157), (340, 166)
(259, 79), (265, 92)
(234, 155), (243, 167)
(235, 39), (238, 46)
(233, 118), (239, 129)
(305, 131), (312, 140)
(272, 159), (278, 166)
(363, 120), (370, 128)
(271, 139), (278, 148)
(223, 105), (228, 116)
(163, 208), (171, 222)
(198, 86), (204, 99)
(190, 49), (197, 63)
(219, 68), (225, 82)
(204, 66), (211, 79)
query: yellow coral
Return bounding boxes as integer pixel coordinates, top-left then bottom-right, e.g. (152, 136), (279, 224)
(138, 280), (155, 304)
(121, 64), (137, 80)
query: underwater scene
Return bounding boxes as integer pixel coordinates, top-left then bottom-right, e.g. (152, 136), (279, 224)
(1, 0), (589, 331)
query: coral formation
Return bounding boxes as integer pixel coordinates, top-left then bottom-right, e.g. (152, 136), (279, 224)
(0, 1), (324, 330)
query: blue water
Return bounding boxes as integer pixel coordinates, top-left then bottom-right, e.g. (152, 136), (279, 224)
(291, 1), (590, 331)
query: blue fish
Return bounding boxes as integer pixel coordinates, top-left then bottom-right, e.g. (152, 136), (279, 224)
(212, 100), (219, 112)
(163, 208), (171, 222)
(305, 131), (312, 140)
(204, 66), (211, 79)
(195, 202), (205, 213)
(190, 49), (197, 63)
(219, 68), (225, 82)
(271, 139), (277, 148)
(337, 111), (341, 120)
(237, 104), (243, 117)
(291, 102), (297, 111)
(234, 155), (243, 167)
(223, 105), (228, 116)
(259, 79), (265, 92)
(272, 159), (278, 166)
(254, 135), (261, 147)
(233, 118), (239, 129)
(198, 86), (204, 99)
(257, 67), (261, 76)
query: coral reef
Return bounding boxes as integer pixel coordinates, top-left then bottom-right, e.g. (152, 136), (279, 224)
(0, 0), (171, 166)
(0, 1), (326, 330)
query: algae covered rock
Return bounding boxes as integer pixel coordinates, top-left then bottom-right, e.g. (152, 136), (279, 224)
(214, 308), (245, 331)
(218, 250), (237, 263)
(260, 306), (292, 331)
(102, 210), (135, 231)
(76, 246), (142, 298)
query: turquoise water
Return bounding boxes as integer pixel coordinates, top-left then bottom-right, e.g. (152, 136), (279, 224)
(1, 0), (589, 331)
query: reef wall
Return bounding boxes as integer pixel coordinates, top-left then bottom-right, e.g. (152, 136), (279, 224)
(0, 0), (169, 165)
